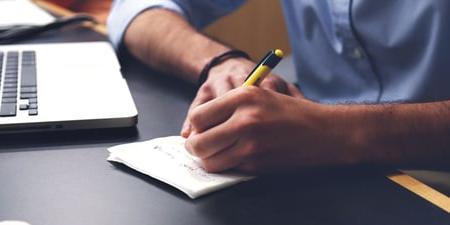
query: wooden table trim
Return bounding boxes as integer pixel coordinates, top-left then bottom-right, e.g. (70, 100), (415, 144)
(388, 173), (449, 213)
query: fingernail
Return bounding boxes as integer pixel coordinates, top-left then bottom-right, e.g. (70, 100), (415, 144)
(181, 124), (191, 138)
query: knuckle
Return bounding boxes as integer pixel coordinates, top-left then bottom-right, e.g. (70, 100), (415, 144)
(225, 74), (234, 83)
(247, 139), (260, 154)
(237, 115), (261, 133)
(189, 108), (203, 126)
(202, 160), (219, 173)
(239, 106), (265, 128)
(186, 136), (204, 157)
(239, 140), (259, 159)
(198, 84), (213, 96)
(238, 87), (262, 104)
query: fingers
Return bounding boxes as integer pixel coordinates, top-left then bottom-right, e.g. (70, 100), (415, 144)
(260, 75), (288, 94)
(229, 73), (247, 87)
(185, 118), (239, 159)
(181, 122), (191, 138)
(287, 83), (304, 98)
(200, 140), (247, 173)
(212, 77), (234, 97)
(181, 73), (246, 137)
(181, 86), (214, 137)
(189, 88), (246, 133)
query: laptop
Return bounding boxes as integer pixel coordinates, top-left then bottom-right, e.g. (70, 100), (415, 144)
(0, 41), (138, 133)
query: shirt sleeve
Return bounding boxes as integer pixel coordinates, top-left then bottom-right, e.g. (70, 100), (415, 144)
(107, 0), (246, 50)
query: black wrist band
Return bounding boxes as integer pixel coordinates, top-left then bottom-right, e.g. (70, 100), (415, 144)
(197, 50), (250, 87)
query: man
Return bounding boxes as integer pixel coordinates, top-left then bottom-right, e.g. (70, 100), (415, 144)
(108, 1), (449, 173)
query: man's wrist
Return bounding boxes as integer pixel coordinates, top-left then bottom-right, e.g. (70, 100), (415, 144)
(210, 56), (253, 74)
(326, 104), (405, 166)
(317, 103), (374, 166)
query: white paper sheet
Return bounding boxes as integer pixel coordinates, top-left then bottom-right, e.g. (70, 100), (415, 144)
(107, 136), (253, 199)
(0, 0), (54, 27)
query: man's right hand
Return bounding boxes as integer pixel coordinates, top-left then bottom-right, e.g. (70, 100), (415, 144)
(181, 57), (301, 137)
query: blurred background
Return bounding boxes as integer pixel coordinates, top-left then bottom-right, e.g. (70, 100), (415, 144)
(43, 0), (291, 59)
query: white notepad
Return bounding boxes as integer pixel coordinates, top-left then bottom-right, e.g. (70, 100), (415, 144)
(107, 136), (253, 199)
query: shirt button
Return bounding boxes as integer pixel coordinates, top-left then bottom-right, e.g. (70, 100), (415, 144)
(350, 47), (364, 59)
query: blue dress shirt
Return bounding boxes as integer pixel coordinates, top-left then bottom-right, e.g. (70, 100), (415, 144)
(108, 0), (450, 104)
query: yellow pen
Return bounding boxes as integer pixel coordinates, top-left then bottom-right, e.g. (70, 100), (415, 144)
(242, 49), (284, 87)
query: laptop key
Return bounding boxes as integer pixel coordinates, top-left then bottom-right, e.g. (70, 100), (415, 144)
(0, 103), (16, 117)
(20, 104), (29, 110)
(28, 109), (38, 116)
(4, 83), (17, 88)
(2, 92), (17, 98)
(2, 97), (16, 103)
(2, 88), (17, 93)
(21, 52), (37, 88)
(21, 87), (37, 94)
(28, 103), (37, 109)
(4, 80), (18, 85)
(20, 93), (37, 99)
(21, 67), (37, 87)
(4, 78), (18, 83)
(28, 98), (37, 104)
(0, 52), (3, 88)
(20, 51), (38, 106)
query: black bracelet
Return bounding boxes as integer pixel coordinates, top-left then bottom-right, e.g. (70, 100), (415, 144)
(197, 50), (250, 87)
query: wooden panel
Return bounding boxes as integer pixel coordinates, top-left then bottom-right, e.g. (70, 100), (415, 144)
(204, 0), (291, 59)
(388, 173), (450, 213)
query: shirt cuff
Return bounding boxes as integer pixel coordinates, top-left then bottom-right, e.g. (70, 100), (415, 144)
(107, 0), (185, 50)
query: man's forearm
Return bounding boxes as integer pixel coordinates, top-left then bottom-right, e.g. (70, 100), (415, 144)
(124, 9), (230, 83)
(338, 100), (450, 167)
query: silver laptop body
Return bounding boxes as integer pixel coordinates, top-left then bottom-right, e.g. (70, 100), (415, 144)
(0, 42), (138, 133)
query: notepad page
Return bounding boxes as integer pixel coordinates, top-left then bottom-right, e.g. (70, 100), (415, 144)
(107, 136), (253, 199)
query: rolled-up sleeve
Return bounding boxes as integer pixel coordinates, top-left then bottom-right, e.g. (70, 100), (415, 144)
(107, 0), (245, 50)
(107, 0), (185, 49)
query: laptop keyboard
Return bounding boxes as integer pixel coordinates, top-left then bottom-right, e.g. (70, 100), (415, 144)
(0, 50), (38, 117)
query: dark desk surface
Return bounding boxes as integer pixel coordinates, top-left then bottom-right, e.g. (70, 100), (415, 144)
(0, 28), (449, 225)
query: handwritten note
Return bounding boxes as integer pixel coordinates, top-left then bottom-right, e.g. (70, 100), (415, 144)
(107, 136), (253, 199)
